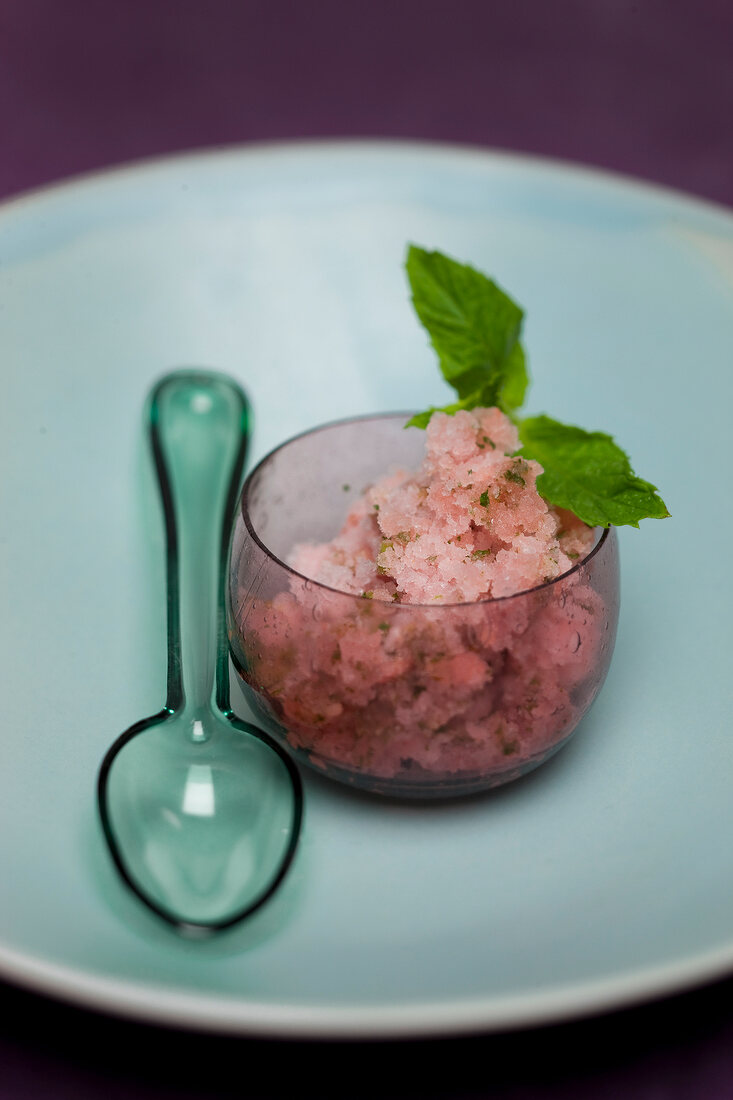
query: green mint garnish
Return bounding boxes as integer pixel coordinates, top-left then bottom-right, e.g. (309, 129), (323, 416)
(405, 244), (669, 529)
(504, 468), (526, 487)
(404, 245), (528, 428)
(520, 415), (670, 528)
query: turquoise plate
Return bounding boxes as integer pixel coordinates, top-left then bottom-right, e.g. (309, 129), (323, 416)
(1, 142), (731, 1037)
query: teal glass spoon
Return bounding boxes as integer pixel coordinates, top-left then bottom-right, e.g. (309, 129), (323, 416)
(97, 371), (303, 932)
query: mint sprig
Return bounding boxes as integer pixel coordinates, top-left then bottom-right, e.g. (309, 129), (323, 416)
(405, 246), (528, 428)
(406, 244), (669, 529)
(520, 416), (670, 528)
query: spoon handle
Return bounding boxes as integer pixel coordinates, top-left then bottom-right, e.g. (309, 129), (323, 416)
(149, 371), (249, 725)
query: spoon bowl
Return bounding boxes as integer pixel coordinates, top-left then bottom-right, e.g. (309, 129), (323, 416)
(99, 710), (299, 930)
(98, 371), (302, 932)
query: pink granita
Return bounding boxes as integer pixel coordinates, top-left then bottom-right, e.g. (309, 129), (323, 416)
(229, 409), (618, 796)
(290, 408), (594, 604)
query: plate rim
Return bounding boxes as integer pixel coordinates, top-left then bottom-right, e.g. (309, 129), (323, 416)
(2, 936), (733, 1038)
(2, 138), (732, 1037)
(1, 136), (732, 227)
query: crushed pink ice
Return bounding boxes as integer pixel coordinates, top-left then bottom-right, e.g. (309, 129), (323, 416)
(291, 408), (594, 604)
(237, 409), (605, 788)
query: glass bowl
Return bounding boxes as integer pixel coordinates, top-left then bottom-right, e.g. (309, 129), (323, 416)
(227, 414), (620, 798)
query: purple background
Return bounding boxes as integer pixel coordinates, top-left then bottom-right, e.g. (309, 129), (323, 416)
(1, 0), (732, 206)
(2, 1), (733, 1097)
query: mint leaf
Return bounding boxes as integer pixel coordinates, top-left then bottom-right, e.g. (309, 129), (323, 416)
(405, 408), (438, 430)
(519, 416), (670, 528)
(499, 341), (529, 413)
(406, 245), (527, 419)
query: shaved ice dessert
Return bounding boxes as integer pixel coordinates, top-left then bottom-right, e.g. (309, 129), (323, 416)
(227, 243), (668, 796)
(292, 407), (595, 604)
(228, 411), (620, 797)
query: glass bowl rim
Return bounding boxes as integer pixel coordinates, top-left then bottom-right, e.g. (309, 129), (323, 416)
(237, 412), (612, 610)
